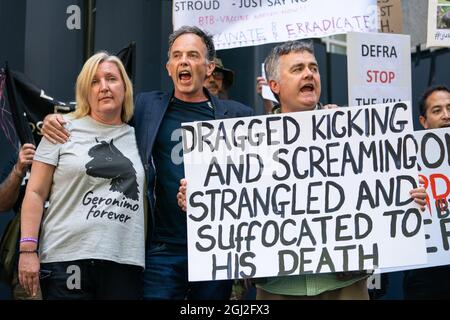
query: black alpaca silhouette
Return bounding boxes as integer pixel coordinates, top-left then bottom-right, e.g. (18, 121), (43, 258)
(85, 139), (139, 201)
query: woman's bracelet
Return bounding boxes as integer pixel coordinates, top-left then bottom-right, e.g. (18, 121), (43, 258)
(20, 237), (38, 244)
(19, 250), (38, 254)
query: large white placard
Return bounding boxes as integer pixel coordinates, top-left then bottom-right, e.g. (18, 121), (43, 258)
(417, 128), (450, 266)
(382, 127), (450, 273)
(347, 32), (411, 107)
(173, 0), (378, 50)
(426, 0), (450, 48)
(182, 102), (427, 281)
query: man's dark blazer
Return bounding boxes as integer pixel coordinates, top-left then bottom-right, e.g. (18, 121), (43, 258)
(132, 88), (253, 241)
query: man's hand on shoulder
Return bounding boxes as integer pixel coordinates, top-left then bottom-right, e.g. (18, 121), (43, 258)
(42, 114), (70, 144)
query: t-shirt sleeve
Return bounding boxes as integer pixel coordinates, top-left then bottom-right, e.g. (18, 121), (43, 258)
(33, 137), (61, 166)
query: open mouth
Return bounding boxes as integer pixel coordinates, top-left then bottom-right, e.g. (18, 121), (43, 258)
(178, 70), (192, 82)
(300, 83), (314, 93)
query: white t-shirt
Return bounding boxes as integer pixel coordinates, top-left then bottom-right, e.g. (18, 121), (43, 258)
(34, 115), (145, 268)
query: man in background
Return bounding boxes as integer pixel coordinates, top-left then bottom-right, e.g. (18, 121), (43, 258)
(404, 85), (450, 299)
(204, 57), (234, 100)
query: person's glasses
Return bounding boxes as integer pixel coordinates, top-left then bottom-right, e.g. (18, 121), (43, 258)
(212, 71), (224, 80)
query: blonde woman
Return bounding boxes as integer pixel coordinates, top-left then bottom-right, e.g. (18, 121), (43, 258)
(18, 52), (145, 299)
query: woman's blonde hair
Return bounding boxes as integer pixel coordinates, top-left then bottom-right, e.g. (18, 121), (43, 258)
(72, 51), (134, 123)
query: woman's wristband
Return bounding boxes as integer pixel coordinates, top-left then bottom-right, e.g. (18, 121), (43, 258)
(19, 250), (38, 255)
(20, 237), (38, 244)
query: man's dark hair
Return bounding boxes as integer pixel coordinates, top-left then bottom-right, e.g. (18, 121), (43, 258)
(418, 85), (450, 117)
(167, 25), (216, 62)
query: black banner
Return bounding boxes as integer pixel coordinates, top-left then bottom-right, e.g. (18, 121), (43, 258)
(0, 42), (136, 147)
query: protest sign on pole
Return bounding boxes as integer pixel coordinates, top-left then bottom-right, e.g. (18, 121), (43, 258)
(347, 32), (411, 107)
(378, 0), (403, 34)
(426, 0), (450, 48)
(182, 102), (426, 281)
(173, 0), (378, 50)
